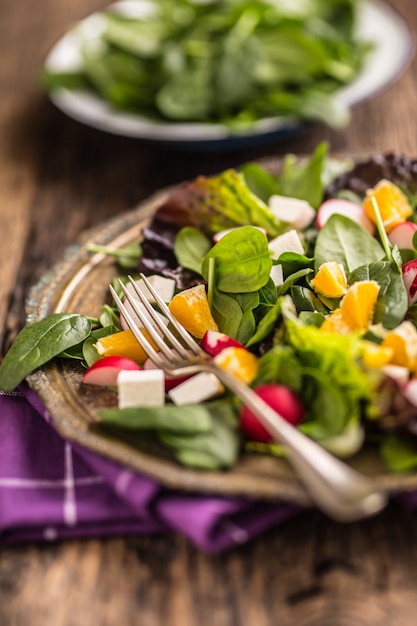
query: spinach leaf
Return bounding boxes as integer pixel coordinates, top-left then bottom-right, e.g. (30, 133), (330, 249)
(210, 288), (259, 344)
(349, 261), (408, 329)
(277, 141), (329, 209)
(300, 368), (350, 439)
(210, 289), (244, 339)
(380, 435), (417, 473)
(290, 286), (328, 314)
(0, 313), (91, 393)
(174, 226), (211, 275)
(246, 298), (283, 347)
(255, 345), (303, 391)
(277, 267), (313, 296)
(314, 214), (385, 273)
(241, 162), (280, 203)
(87, 242), (142, 269)
(202, 226), (271, 293)
(98, 404), (212, 434)
(159, 400), (239, 470)
(82, 325), (119, 367)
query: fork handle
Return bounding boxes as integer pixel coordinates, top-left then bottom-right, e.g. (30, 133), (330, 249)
(203, 364), (388, 521)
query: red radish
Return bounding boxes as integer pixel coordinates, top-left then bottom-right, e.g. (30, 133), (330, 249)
(381, 364), (410, 387)
(240, 384), (304, 442)
(317, 199), (375, 235)
(201, 330), (245, 357)
(213, 226), (267, 243)
(144, 356), (190, 391)
(388, 221), (417, 250)
(402, 258), (417, 306)
(83, 356), (141, 386)
(403, 379), (417, 406)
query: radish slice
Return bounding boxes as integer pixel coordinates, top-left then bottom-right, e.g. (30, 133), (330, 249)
(240, 384), (304, 442)
(201, 330), (245, 357)
(83, 356), (141, 387)
(403, 379), (417, 406)
(317, 199), (375, 235)
(388, 221), (417, 250)
(402, 258), (417, 306)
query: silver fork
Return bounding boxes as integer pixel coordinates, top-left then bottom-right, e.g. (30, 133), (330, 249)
(109, 273), (388, 522)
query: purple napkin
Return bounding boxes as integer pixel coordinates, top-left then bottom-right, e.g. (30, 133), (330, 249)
(0, 384), (300, 552)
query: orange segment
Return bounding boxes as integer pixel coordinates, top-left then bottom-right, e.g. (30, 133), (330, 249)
(319, 280), (380, 335)
(319, 309), (353, 335)
(381, 321), (417, 370)
(361, 341), (393, 368)
(169, 284), (218, 339)
(310, 261), (347, 298)
(340, 280), (380, 331)
(214, 347), (259, 384)
(95, 329), (158, 362)
(363, 179), (413, 233)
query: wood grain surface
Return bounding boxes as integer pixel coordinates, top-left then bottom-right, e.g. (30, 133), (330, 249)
(2, 0), (417, 624)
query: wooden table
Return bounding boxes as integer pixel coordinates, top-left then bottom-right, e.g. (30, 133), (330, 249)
(2, 1), (417, 623)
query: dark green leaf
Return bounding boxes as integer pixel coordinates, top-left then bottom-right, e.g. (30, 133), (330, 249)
(314, 214), (385, 273)
(0, 313), (91, 393)
(98, 404), (212, 434)
(174, 226), (211, 275)
(202, 226), (271, 293)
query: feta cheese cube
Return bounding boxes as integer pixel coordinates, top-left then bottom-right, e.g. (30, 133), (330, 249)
(168, 372), (224, 405)
(270, 264), (284, 286)
(126, 275), (176, 303)
(268, 229), (304, 260)
(117, 369), (165, 409)
(269, 195), (315, 230)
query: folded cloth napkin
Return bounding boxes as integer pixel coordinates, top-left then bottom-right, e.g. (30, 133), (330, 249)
(0, 384), (300, 553)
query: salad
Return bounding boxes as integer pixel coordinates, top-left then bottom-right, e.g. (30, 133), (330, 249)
(2, 143), (417, 474)
(40, 0), (370, 130)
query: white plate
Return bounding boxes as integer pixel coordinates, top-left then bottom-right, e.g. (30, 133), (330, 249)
(44, 0), (415, 147)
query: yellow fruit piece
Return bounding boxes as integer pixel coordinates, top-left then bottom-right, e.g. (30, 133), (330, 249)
(340, 280), (380, 331)
(95, 329), (158, 362)
(363, 179), (412, 233)
(319, 310), (353, 335)
(169, 284), (218, 339)
(361, 341), (393, 368)
(311, 261), (347, 298)
(381, 321), (417, 370)
(319, 280), (380, 335)
(214, 347), (259, 384)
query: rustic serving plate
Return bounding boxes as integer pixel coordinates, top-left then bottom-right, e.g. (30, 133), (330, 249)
(25, 159), (417, 505)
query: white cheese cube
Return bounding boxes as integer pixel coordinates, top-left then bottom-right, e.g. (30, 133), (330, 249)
(269, 195), (315, 230)
(117, 369), (165, 409)
(126, 275), (176, 303)
(270, 264), (284, 286)
(268, 229), (304, 260)
(168, 372), (224, 405)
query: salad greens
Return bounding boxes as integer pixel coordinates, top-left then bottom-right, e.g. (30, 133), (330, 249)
(3, 143), (417, 474)
(40, 0), (371, 129)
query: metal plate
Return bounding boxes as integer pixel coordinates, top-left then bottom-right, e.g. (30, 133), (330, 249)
(25, 165), (417, 505)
